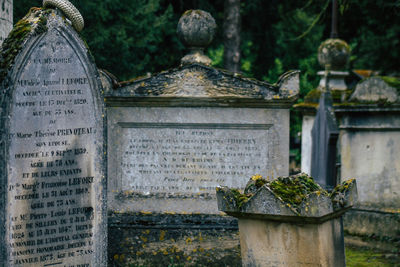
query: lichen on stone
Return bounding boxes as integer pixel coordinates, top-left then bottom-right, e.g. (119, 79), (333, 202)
(330, 178), (356, 208)
(230, 173), (328, 213)
(230, 188), (252, 208)
(268, 173), (327, 212)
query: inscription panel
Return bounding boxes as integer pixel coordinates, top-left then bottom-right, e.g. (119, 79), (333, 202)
(119, 123), (270, 195)
(5, 27), (104, 266)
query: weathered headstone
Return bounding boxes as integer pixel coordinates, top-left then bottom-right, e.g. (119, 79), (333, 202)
(104, 10), (299, 266)
(0, 4), (106, 266)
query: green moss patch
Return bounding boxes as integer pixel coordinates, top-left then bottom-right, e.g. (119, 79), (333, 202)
(227, 174), (358, 215)
(233, 174), (327, 212)
(304, 88), (353, 104)
(345, 246), (399, 267)
(380, 76), (400, 96)
(331, 178), (355, 195)
(0, 7), (49, 83)
(268, 173), (326, 211)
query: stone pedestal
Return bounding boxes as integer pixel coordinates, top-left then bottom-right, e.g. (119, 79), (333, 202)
(217, 175), (357, 267)
(239, 217), (345, 267)
(335, 76), (400, 240)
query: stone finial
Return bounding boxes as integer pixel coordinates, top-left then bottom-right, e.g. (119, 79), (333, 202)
(177, 10), (216, 66)
(318, 38), (350, 71)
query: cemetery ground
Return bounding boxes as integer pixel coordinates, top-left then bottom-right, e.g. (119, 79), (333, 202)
(120, 245), (399, 267)
(345, 245), (399, 267)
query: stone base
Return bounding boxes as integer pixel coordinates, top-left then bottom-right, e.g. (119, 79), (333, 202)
(238, 217), (346, 267)
(343, 209), (400, 241)
(108, 213), (241, 266)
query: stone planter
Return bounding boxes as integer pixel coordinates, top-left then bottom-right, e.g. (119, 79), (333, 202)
(216, 174), (357, 267)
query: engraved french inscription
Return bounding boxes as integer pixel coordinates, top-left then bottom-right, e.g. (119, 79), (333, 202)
(5, 27), (104, 266)
(119, 123), (270, 195)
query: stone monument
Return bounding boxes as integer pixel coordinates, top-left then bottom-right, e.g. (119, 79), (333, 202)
(104, 10), (299, 265)
(0, 2), (106, 266)
(217, 174), (357, 267)
(296, 38), (399, 245)
(335, 76), (400, 243)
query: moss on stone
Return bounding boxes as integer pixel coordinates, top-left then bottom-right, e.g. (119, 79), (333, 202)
(304, 89), (322, 103)
(0, 7), (48, 84)
(304, 88), (353, 104)
(380, 76), (400, 94)
(230, 188), (251, 208)
(268, 173), (326, 211)
(331, 178), (355, 195)
(232, 173), (327, 212)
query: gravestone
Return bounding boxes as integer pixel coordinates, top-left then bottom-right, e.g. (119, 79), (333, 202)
(104, 10), (299, 266)
(0, 5), (106, 266)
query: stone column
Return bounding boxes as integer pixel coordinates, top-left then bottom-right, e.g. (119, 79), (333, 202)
(0, 0), (13, 46)
(217, 174), (357, 267)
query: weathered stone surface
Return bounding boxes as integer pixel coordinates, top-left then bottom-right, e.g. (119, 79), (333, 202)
(177, 10), (216, 66)
(318, 38), (350, 71)
(300, 115), (315, 175)
(106, 68), (299, 215)
(241, 186), (297, 217)
(0, 8), (106, 266)
(107, 106), (290, 214)
(105, 9), (299, 265)
(108, 213), (241, 267)
(343, 209), (400, 241)
(349, 76), (399, 103)
(107, 64), (299, 101)
(217, 176), (354, 267)
(177, 10), (216, 48)
(238, 217), (345, 267)
(216, 176), (357, 223)
(298, 191), (333, 217)
(0, 0), (13, 45)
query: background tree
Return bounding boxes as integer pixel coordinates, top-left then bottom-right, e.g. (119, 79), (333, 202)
(223, 0), (241, 72)
(12, 0), (400, 165)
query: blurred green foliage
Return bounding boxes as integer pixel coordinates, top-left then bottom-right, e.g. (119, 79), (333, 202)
(12, 0), (400, 161)
(14, 0), (399, 81)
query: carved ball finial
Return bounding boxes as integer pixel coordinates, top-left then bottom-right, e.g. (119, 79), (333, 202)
(177, 10), (216, 65)
(318, 38), (350, 70)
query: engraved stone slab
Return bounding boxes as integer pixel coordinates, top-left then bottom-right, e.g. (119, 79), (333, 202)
(0, 9), (106, 266)
(108, 107), (289, 214)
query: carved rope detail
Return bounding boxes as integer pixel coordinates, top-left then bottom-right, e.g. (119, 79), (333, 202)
(43, 0), (84, 32)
